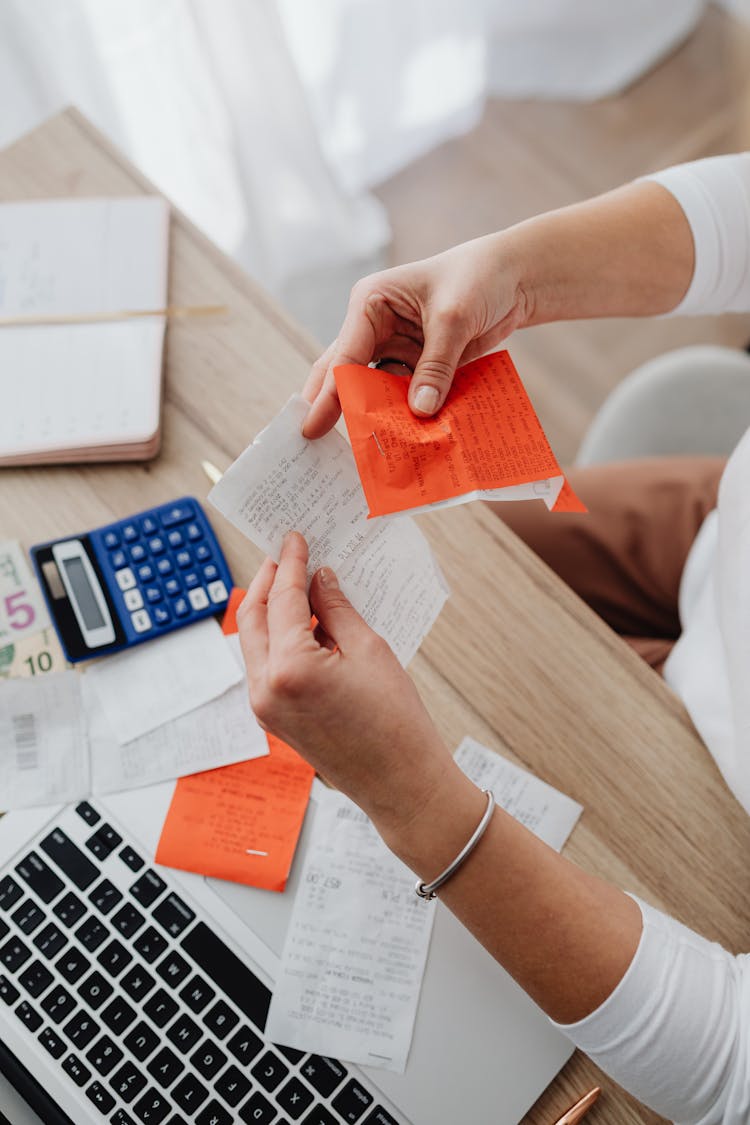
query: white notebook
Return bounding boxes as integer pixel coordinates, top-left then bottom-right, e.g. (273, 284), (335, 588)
(0, 196), (170, 465)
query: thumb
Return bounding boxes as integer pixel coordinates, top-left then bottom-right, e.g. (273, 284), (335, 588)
(408, 311), (470, 416)
(309, 567), (369, 652)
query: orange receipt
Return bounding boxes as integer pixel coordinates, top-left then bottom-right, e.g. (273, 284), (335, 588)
(334, 350), (586, 518)
(155, 589), (315, 892)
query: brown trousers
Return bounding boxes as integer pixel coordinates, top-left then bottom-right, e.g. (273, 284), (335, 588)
(488, 457), (726, 675)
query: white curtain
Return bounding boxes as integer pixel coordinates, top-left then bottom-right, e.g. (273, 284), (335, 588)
(0, 0), (709, 342)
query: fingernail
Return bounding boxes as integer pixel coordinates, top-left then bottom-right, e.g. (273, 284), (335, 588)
(319, 567), (338, 588)
(412, 386), (440, 414)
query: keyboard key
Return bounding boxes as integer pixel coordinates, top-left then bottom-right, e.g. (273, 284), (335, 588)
(139, 564), (157, 584)
(76, 801), (101, 826)
(76, 915), (109, 951)
(153, 605), (171, 626)
(116, 568), (137, 592)
(87, 1033), (124, 1076)
(101, 994), (137, 1034)
(156, 951), (190, 989)
(186, 523), (203, 542)
(130, 544), (147, 564)
(202, 563), (219, 582)
(1, 935), (31, 972)
(181, 923), (271, 1031)
(160, 503), (194, 528)
(153, 894), (195, 939)
(0, 918), (7, 940)
(112, 549), (128, 570)
(140, 516), (159, 536)
(110, 1060), (148, 1103)
(227, 1024), (263, 1066)
(113, 1112), (139, 1125)
(62, 1052), (91, 1087)
(156, 558), (173, 577)
(120, 845), (145, 873)
(175, 550), (192, 569)
(97, 938), (132, 977)
(166, 1013), (202, 1054)
(15, 999), (42, 1031)
(301, 1057), (347, 1099)
(147, 1046), (184, 1088)
(77, 969), (114, 1010)
(64, 1010), (100, 1048)
(299, 1108), (337, 1125)
(124, 1020), (161, 1062)
(191, 1039), (226, 1081)
(196, 1101), (233, 1125)
(112, 903), (146, 940)
(12, 898), (45, 935)
(149, 536), (166, 556)
(208, 580), (228, 605)
(179, 975), (215, 1013)
(182, 571), (200, 590)
(194, 544), (211, 563)
(86, 824), (123, 861)
(278, 1045), (306, 1063)
(121, 964), (156, 1004)
(86, 1080), (116, 1114)
(124, 588), (145, 613)
(143, 987), (178, 1028)
(167, 530), (184, 549)
(89, 879), (123, 915)
(172, 1072), (208, 1113)
(33, 921), (67, 959)
(15, 852), (64, 904)
(133, 1087), (172, 1123)
(131, 871), (167, 908)
(203, 998), (238, 1040)
(0, 973), (20, 1005)
(278, 1077), (314, 1120)
(122, 524), (140, 543)
(0, 875), (23, 911)
(331, 1080), (374, 1123)
(39, 1025), (66, 1059)
(134, 927), (168, 965)
(239, 1092), (277, 1124)
(214, 1063), (250, 1107)
(40, 827), (99, 889)
(103, 531), (120, 549)
(164, 577), (182, 597)
(362, 1109), (400, 1125)
(41, 983), (76, 1024)
(18, 958), (54, 998)
(53, 891), (86, 928)
(173, 597), (189, 618)
(145, 586), (163, 607)
(251, 1049), (288, 1092)
(57, 945), (90, 984)
(188, 588), (209, 611)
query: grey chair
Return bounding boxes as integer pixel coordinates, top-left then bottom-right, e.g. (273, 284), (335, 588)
(576, 345), (750, 465)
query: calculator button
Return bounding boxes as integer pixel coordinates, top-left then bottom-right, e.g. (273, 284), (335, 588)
(164, 577), (182, 597)
(116, 568), (136, 592)
(183, 572), (200, 590)
(129, 544), (147, 564)
(111, 549), (128, 570)
(145, 586), (163, 604)
(173, 598), (190, 618)
(207, 581), (229, 605)
(160, 503), (195, 528)
(175, 551), (192, 569)
(103, 531), (120, 549)
(167, 530), (184, 548)
(137, 563), (155, 583)
(188, 589), (209, 612)
(140, 516), (159, 536)
(186, 523), (203, 542)
(194, 544), (211, 563)
(153, 607), (171, 627)
(202, 564), (219, 583)
(148, 537), (166, 555)
(131, 610), (152, 634)
(156, 558), (173, 576)
(124, 589), (144, 612)
(122, 524), (140, 543)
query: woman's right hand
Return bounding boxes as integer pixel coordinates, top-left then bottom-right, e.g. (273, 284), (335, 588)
(301, 231), (530, 439)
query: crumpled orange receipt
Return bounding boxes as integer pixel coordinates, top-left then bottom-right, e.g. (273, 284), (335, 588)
(155, 589), (315, 892)
(334, 350), (586, 519)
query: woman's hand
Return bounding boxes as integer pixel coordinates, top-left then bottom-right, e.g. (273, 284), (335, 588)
(237, 532), (466, 841)
(301, 232), (528, 438)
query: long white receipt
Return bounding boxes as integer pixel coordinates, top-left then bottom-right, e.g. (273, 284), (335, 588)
(208, 396), (448, 666)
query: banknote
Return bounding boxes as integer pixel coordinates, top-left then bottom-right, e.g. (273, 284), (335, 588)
(0, 625), (67, 680)
(0, 539), (50, 643)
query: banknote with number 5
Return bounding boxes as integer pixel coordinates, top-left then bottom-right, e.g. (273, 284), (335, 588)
(0, 539), (51, 643)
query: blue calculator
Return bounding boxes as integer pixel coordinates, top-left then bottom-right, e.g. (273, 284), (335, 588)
(31, 497), (233, 662)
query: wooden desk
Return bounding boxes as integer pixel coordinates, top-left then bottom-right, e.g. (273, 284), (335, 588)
(3, 109), (749, 1125)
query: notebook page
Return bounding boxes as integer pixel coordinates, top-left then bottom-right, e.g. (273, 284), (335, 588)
(0, 196), (169, 457)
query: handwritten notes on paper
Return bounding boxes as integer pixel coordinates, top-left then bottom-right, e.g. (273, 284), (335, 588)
(208, 396), (448, 666)
(266, 790), (435, 1072)
(334, 351), (586, 519)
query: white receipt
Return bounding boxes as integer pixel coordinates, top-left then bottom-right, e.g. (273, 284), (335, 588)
(455, 736), (582, 850)
(266, 789), (435, 1072)
(0, 671), (89, 808)
(208, 396), (448, 666)
(84, 618), (242, 744)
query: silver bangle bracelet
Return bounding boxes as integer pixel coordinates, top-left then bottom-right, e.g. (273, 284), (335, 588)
(415, 789), (496, 901)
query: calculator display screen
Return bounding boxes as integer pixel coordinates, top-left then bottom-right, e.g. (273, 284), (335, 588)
(62, 556), (106, 630)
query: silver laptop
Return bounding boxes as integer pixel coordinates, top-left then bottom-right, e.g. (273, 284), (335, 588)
(0, 780), (572, 1125)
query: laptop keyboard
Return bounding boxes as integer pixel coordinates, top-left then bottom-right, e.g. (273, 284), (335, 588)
(0, 801), (402, 1125)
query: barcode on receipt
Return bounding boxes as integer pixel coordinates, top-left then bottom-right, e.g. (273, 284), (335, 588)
(12, 713), (38, 771)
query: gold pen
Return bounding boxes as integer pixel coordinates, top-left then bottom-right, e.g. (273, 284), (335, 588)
(0, 303), (228, 329)
(201, 459), (224, 486)
(552, 1086), (601, 1125)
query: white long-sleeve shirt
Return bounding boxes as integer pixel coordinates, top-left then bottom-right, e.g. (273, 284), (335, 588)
(553, 153), (750, 1124)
